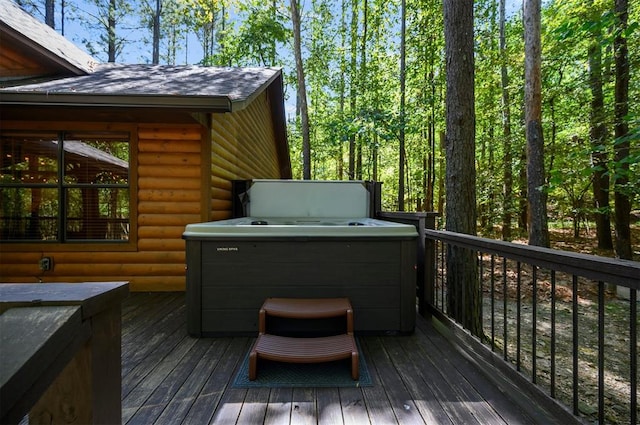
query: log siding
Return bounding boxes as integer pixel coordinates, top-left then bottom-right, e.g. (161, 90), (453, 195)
(210, 91), (282, 221)
(1, 92), (289, 291)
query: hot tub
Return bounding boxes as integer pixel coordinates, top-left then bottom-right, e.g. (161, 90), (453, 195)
(183, 180), (418, 336)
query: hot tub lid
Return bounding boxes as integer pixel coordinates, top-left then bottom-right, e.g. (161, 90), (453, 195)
(182, 217), (418, 238)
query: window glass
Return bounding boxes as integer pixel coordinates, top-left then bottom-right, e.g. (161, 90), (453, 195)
(0, 187), (59, 240)
(0, 130), (130, 243)
(1, 132), (59, 183)
(65, 187), (130, 240)
(63, 132), (129, 185)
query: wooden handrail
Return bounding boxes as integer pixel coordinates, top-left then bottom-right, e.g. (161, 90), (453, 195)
(425, 229), (639, 289)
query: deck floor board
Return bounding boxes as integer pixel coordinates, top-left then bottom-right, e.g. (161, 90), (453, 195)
(120, 292), (565, 424)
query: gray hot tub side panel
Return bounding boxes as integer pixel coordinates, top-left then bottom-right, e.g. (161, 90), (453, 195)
(185, 238), (417, 336)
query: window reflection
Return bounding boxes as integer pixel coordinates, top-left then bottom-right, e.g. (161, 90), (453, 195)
(1, 131), (130, 242)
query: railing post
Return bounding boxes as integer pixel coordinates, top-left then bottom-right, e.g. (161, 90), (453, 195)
(424, 213), (437, 317)
(378, 211), (439, 318)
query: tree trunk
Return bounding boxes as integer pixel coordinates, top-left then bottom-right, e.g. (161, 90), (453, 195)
(443, 0), (481, 336)
(152, 0), (161, 64)
(357, 0), (367, 183)
(348, 0), (358, 180)
(518, 145), (528, 232)
(108, 0), (117, 62)
(524, 0), (549, 247)
(338, 0), (347, 180)
(290, 0), (311, 179)
(613, 0), (632, 259)
(45, 0), (54, 29)
(437, 130), (445, 215)
(398, 0), (406, 211)
(61, 0), (65, 36)
(499, 0), (513, 241)
(356, 139), (362, 180)
(373, 133), (378, 181)
(588, 15), (613, 250)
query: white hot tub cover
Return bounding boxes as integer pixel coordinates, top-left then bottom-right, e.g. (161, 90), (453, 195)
(183, 217), (418, 237)
(183, 180), (418, 238)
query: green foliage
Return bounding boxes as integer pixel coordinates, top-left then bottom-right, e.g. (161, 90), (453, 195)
(32, 0), (639, 237)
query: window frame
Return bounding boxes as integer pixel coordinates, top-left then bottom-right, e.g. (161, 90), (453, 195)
(0, 122), (138, 252)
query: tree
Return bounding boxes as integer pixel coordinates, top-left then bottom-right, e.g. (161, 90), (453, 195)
(499, 0), (514, 241)
(72, 0), (134, 62)
(613, 0), (632, 259)
(185, 0), (225, 63)
(290, 0), (311, 179)
(45, 0), (54, 28)
(398, 0), (406, 211)
(137, 0), (162, 63)
(153, 0), (161, 64)
(587, 2), (613, 250)
(16, 0), (56, 29)
(347, 0), (358, 180)
(231, 0), (288, 66)
(443, 0), (481, 336)
(524, 0), (549, 247)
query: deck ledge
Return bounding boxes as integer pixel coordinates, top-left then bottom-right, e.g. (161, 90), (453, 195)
(427, 307), (586, 425)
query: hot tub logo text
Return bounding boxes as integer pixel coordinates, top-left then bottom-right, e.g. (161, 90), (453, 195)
(216, 247), (239, 252)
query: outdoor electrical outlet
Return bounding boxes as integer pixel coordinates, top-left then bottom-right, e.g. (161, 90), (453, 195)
(39, 257), (52, 271)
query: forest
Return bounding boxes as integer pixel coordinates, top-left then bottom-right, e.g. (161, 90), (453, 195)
(18, 0), (639, 257)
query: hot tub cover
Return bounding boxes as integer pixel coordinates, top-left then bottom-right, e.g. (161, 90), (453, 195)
(182, 217), (418, 238)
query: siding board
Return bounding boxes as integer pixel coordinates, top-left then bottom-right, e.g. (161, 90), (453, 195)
(208, 90), (280, 224)
(139, 214), (201, 226)
(135, 125), (201, 290)
(138, 177), (200, 190)
(138, 189), (201, 203)
(138, 140), (201, 153)
(138, 152), (201, 166)
(1, 82), (288, 292)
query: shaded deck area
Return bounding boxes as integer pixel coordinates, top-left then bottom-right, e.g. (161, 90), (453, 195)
(121, 292), (569, 424)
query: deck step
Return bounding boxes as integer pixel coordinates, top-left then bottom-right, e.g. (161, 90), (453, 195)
(260, 297), (353, 319)
(258, 297), (354, 333)
(250, 297), (359, 381)
(249, 334), (359, 380)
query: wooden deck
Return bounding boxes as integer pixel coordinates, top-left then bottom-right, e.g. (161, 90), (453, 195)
(121, 292), (567, 425)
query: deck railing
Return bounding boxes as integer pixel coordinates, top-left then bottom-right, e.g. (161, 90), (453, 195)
(423, 228), (639, 425)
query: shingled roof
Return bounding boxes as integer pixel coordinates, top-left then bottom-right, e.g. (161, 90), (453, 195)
(0, 0), (97, 78)
(0, 63), (284, 112)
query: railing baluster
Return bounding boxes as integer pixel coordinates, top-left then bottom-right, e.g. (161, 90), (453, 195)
(422, 229), (639, 422)
(491, 254), (495, 351)
(517, 261), (522, 372)
(434, 240), (440, 310)
(503, 257), (508, 361)
(479, 251), (484, 343)
(572, 274), (579, 416)
(598, 280), (605, 424)
(441, 242), (445, 312)
(631, 288), (637, 425)
(550, 270), (556, 399)
(532, 265), (537, 384)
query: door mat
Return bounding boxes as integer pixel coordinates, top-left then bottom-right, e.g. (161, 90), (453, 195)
(232, 340), (373, 388)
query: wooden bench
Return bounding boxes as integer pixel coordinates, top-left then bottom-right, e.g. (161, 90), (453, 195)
(249, 297), (359, 380)
(0, 282), (128, 425)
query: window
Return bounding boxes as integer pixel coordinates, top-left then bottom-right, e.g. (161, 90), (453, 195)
(1, 131), (130, 243)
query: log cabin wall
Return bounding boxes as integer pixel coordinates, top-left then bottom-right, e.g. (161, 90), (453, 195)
(135, 124), (204, 291)
(210, 90), (283, 221)
(0, 122), (203, 292)
(1, 94), (287, 291)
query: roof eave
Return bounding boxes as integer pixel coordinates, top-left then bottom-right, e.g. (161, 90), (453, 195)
(228, 67), (282, 113)
(0, 21), (95, 76)
(0, 92), (232, 112)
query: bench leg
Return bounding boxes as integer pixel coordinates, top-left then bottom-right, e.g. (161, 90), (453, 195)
(351, 350), (359, 380)
(249, 350), (258, 381)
